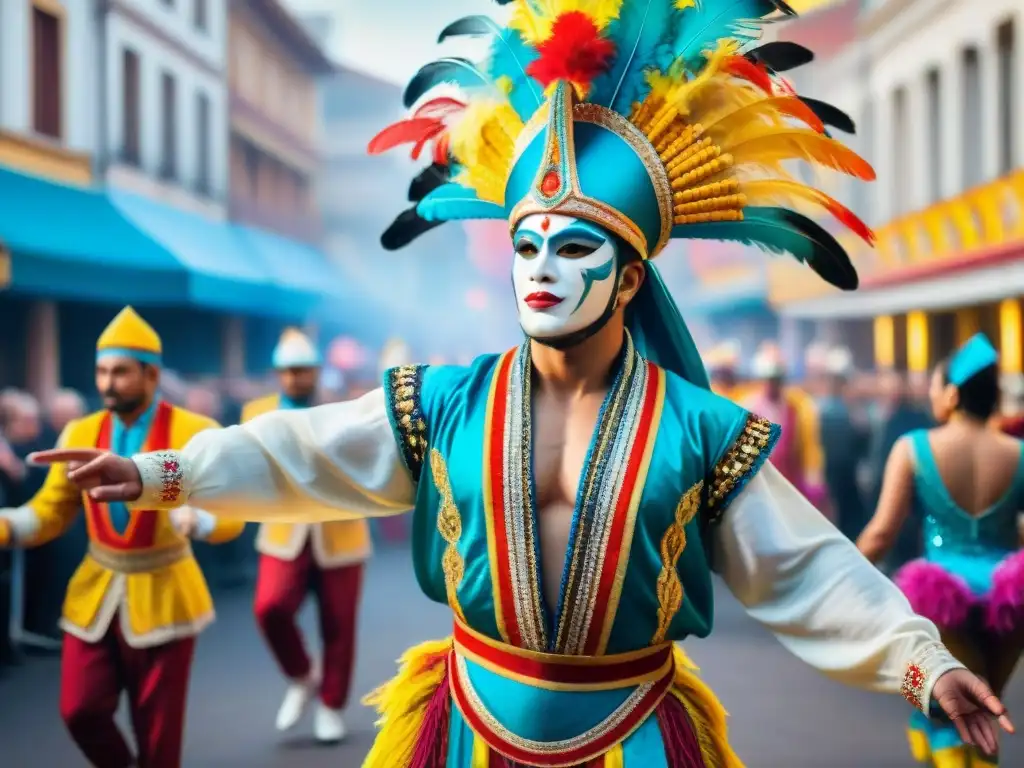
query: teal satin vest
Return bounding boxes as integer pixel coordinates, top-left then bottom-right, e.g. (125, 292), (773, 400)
(384, 338), (780, 657)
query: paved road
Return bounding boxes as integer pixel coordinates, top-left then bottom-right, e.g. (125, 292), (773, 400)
(0, 546), (1021, 767)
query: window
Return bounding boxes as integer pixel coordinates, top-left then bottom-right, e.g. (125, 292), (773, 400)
(925, 68), (942, 203)
(196, 92), (211, 194)
(892, 86), (908, 217)
(122, 48), (141, 165)
(160, 71), (177, 180)
(962, 46), (982, 188)
(193, 0), (207, 32)
(32, 7), (62, 139)
(997, 19), (1016, 174)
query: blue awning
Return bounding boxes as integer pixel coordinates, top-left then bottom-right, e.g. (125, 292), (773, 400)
(0, 166), (189, 304)
(109, 191), (283, 315)
(234, 225), (350, 317)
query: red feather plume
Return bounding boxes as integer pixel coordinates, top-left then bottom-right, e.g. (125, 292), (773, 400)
(722, 55), (773, 94)
(526, 12), (615, 90)
(367, 98), (466, 165)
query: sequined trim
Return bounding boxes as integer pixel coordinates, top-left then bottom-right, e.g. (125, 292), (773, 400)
(430, 448), (466, 622)
(135, 450), (186, 507)
(652, 481), (703, 645)
(385, 364), (428, 482)
(902, 663), (926, 711)
(705, 414), (779, 524)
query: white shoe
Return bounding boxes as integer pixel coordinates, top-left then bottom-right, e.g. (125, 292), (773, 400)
(314, 704), (347, 743)
(275, 675), (318, 732)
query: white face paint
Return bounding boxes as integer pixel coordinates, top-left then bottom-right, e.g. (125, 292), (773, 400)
(511, 213), (619, 340)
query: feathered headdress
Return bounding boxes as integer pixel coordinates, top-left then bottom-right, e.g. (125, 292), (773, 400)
(369, 0), (874, 291)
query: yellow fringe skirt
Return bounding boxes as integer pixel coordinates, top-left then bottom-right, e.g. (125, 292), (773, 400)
(362, 639), (743, 768)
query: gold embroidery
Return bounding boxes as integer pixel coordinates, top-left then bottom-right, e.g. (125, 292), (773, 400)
(431, 448), (466, 621)
(652, 481), (703, 644)
(387, 365), (427, 479)
(706, 415), (774, 521)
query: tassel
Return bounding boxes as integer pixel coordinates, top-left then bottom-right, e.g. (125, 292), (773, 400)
(362, 638), (453, 768)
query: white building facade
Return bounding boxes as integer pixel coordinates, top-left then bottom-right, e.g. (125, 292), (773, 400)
(0, 0), (97, 182)
(767, 0), (1024, 375)
(101, 0), (229, 218)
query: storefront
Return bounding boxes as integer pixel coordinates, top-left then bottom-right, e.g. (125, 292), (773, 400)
(769, 170), (1024, 378)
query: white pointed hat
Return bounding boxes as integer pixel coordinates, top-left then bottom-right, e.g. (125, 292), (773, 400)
(752, 342), (786, 379)
(824, 346), (854, 376)
(272, 328), (322, 369)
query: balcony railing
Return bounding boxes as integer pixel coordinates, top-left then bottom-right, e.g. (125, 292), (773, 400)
(767, 169), (1024, 306)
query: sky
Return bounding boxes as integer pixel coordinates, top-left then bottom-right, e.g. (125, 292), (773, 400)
(282, 0), (840, 84)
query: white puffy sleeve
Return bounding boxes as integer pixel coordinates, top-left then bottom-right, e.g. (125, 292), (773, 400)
(130, 388), (416, 522)
(712, 463), (964, 713)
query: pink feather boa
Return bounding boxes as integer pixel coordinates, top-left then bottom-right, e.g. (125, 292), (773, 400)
(894, 560), (975, 630)
(985, 550), (1024, 634)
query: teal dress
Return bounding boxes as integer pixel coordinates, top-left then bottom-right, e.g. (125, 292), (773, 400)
(380, 336), (780, 767)
(899, 429), (1024, 757)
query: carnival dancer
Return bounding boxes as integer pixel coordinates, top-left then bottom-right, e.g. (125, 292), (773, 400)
(248, 328), (370, 743)
(32, 2), (1013, 765)
(0, 307), (244, 768)
(858, 334), (1024, 768)
(744, 342), (827, 511)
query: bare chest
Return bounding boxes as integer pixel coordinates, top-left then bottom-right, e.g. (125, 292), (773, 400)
(531, 392), (604, 609)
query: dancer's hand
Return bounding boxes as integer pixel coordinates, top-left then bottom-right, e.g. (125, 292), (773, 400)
(932, 668), (1014, 755)
(28, 448), (142, 502)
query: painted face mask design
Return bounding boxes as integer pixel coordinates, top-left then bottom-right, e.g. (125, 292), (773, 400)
(511, 213), (619, 342)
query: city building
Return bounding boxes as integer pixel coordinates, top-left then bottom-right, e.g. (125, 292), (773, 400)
(767, 0), (1024, 379)
(101, 0), (229, 218)
(0, 0), (109, 399)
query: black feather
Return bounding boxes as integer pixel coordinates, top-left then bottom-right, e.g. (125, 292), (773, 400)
(381, 208), (444, 251)
(800, 97), (856, 134)
(780, 210), (859, 291)
(408, 163), (451, 202)
(746, 41), (814, 72)
(769, 0), (797, 15)
(438, 15), (497, 44)
(403, 58), (487, 109)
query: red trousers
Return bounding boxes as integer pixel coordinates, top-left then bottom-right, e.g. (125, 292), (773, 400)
(253, 545), (363, 709)
(60, 619), (195, 768)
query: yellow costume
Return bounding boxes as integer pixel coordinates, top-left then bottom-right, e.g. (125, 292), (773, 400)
(5, 307), (244, 646)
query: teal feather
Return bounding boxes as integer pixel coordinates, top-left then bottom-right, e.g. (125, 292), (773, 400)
(590, 0), (677, 113)
(673, 206), (858, 290)
(416, 183), (507, 223)
(403, 58), (489, 109)
(438, 16), (542, 121)
(673, 0), (779, 70)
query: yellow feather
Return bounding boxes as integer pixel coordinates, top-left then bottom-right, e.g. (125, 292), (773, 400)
(740, 178), (836, 212)
(725, 127), (876, 180)
(449, 99), (524, 205)
(702, 95), (825, 141)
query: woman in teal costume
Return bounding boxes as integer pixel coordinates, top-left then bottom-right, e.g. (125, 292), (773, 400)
(860, 334), (1024, 768)
(30, 0), (1014, 766)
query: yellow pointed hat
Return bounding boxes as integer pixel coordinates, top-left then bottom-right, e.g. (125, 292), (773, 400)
(273, 328), (321, 369)
(96, 306), (162, 365)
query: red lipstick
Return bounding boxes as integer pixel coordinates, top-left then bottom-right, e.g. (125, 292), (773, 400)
(524, 291), (563, 309)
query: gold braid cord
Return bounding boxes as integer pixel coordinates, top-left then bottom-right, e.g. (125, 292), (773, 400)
(652, 480), (703, 644)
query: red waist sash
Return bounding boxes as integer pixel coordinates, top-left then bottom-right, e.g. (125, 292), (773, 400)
(449, 617), (675, 766)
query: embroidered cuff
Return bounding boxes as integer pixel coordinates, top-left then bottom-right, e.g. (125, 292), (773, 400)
(0, 506), (40, 543)
(133, 450), (189, 509)
(901, 643), (966, 714)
